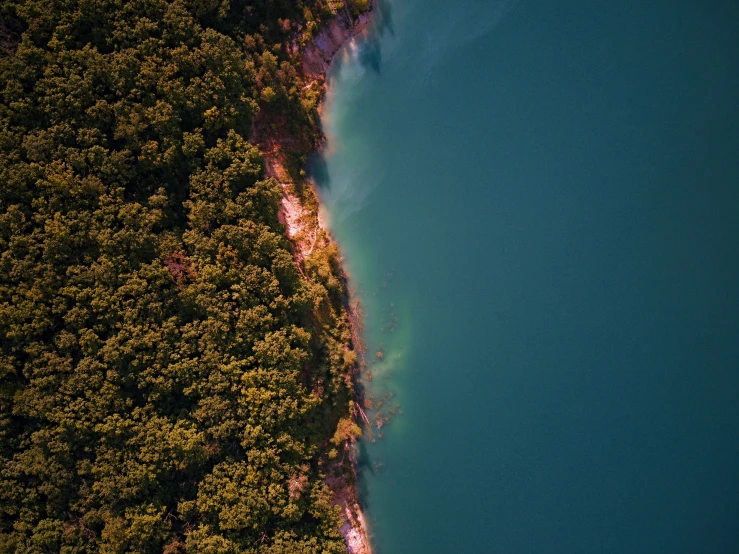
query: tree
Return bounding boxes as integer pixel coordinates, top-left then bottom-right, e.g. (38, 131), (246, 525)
(0, 0), (363, 550)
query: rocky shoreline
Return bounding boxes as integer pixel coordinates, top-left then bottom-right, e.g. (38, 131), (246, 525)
(260, 4), (376, 554)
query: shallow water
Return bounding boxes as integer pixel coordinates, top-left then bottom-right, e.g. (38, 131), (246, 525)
(314, 1), (739, 552)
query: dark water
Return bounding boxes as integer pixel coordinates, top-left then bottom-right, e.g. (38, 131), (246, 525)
(315, 0), (739, 552)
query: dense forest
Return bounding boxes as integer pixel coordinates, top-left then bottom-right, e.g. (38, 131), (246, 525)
(0, 1), (365, 552)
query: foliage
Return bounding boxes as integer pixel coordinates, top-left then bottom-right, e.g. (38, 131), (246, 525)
(349, 0), (371, 18)
(0, 0), (359, 551)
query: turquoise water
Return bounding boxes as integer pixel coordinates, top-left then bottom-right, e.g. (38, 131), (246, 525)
(314, 1), (739, 552)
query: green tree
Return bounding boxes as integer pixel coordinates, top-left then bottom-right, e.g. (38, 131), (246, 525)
(0, 0), (365, 550)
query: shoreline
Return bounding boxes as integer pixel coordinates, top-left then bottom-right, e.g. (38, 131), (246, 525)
(258, 4), (376, 554)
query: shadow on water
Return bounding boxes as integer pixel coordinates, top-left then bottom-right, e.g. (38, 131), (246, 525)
(355, 438), (386, 553)
(357, 0), (394, 73)
(328, 0), (394, 78)
(308, 0), (395, 191)
(308, 150), (331, 189)
(374, 0), (395, 36)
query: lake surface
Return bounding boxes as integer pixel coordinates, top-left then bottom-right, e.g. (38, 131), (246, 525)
(314, 0), (739, 552)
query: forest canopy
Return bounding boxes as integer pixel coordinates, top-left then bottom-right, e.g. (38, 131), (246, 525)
(0, 1), (362, 552)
